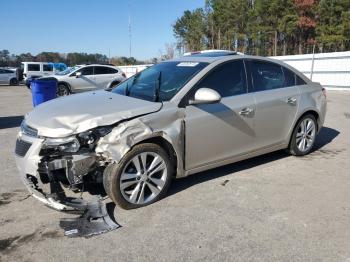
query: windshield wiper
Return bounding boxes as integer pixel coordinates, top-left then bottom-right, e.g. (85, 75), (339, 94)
(154, 71), (161, 102)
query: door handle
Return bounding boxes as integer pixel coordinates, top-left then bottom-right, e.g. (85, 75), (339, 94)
(286, 97), (297, 105)
(239, 107), (254, 116)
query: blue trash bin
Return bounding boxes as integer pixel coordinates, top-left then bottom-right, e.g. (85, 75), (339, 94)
(31, 78), (58, 107)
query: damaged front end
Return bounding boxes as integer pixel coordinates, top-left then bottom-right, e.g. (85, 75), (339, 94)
(15, 122), (112, 212)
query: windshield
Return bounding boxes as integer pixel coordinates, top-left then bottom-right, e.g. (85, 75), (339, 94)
(56, 66), (80, 75)
(111, 61), (208, 102)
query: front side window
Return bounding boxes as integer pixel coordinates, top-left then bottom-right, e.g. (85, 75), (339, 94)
(193, 60), (247, 98)
(112, 61), (208, 102)
(28, 64), (40, 71)
(43, 64), (53, 72)
(72, 66), (93, 76)
(251, 61), (284, 91)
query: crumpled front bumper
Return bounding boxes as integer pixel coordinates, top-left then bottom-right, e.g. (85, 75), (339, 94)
(15, 132), (91, 212)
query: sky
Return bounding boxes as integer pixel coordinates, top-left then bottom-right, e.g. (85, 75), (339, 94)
(0, 0), (204, 60)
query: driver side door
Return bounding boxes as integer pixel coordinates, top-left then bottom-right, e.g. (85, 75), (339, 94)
(184, 60), (256, 171)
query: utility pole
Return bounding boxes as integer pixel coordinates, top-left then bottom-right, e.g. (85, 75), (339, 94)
(128, 2), (132, 58)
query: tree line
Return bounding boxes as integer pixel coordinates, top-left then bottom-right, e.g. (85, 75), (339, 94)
(0, 50), (146, 67)
(173, 0), (350, 56)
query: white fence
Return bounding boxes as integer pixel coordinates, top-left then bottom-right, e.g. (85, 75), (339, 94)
(118, 64), (153, 78)
(117, 52), (350, 90)
(271, 51), (350, 90)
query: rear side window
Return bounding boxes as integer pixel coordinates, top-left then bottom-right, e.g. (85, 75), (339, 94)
(251, 61), (284, 91)
(282, 67), (296, 87)
(43, 64), (53, 72)
(28, 64), (40, 71)
(194, 60), (247, 97)
(107, 67), (118, 74)
(0, 69), (4, 74)
(296, 75), (306, 85)
(94, 66), (110, 75)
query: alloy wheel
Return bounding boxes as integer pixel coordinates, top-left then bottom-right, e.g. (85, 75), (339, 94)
(296, 118), (316, 152)
(57, 85), (69, 97)
(120, 152), (168, 204)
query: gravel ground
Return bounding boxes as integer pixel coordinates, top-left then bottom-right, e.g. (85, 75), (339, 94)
(0, 85), (349, 262)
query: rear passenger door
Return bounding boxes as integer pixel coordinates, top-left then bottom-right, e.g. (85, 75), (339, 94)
(246, 59), (300, 150)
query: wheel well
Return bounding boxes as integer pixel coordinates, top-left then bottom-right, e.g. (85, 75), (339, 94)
(134, 136), (178, 175)
(299, 110), (319, 131)
(109, 80), (121, 88)
(58, 81), (71, 92)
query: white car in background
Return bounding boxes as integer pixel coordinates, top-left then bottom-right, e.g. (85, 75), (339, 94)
(53, 64), (126, 96)
(22, 62), (67, 86)
(0, 68), (19, 85)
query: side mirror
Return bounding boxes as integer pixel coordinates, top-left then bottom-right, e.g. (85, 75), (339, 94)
(189, 88), (221, 105)
(75, 72), (82, 78)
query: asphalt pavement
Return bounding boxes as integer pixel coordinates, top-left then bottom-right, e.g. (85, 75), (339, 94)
(0, 85), (349, 262)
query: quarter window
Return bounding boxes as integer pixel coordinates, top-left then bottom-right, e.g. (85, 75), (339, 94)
(194, 60), (247, 97)
(251, 61), (284, 91)
(27, 64), (40, 71)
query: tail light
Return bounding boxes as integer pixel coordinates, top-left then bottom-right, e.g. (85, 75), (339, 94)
(122, 72), (126, 78)
(322, 87), (327, 98)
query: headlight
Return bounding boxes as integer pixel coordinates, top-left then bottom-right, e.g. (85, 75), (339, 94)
(42, 126), (112, 154)
(43, 136), (80, 153)
(78, 126), (112, 148)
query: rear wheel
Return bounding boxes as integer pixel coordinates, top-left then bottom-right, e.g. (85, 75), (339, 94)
(103, 143), (173, 209)
(57, 84), (70, 97)
(288, 114), (317, 156)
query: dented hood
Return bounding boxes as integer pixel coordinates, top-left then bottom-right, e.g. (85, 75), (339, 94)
(25, 91), (162, 138)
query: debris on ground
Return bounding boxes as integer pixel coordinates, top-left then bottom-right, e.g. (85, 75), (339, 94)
(59, 196), (120, 238)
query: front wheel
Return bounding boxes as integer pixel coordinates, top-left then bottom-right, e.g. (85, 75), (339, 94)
(103, 143), (173, 209)
(288, 114), (317, 156)
(57, 84), (70, 97)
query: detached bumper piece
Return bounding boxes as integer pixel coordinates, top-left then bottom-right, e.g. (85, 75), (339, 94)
(26, 176), (120, 238)
(59, 196), (120, 238)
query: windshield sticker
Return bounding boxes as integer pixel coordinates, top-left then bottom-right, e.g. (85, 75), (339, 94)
(177, 62), (199, 67)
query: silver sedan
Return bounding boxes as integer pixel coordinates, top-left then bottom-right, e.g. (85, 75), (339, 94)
(15, 52), (326, 210)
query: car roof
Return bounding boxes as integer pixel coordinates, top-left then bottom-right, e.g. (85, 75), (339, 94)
(172, 54), (290, 65)
(79, 64), (118, 68)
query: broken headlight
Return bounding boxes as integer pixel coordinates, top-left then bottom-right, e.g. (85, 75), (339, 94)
(42, 127), (112, 154)
(43, 136), (80, 153)
(78, 126), (112, 149)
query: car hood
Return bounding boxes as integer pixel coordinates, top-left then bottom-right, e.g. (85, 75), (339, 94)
(25, 91), (162, 138)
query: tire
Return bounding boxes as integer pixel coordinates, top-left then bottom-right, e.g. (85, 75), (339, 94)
(288, 114), (317, 156)
(103, 143), (173, 209)
(10, 78), (19, 86)
(57, 83), (70, 97)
